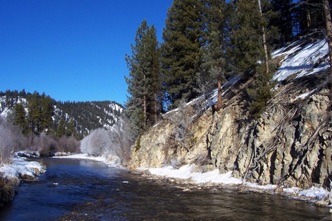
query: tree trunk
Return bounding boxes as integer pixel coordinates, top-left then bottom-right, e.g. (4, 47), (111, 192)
(323, 0), (332, 84)
(154, 93), (158, 124)
(143, 75), (147, 127)
(216, 79), (222, 111)
(257, 0), (269, 75)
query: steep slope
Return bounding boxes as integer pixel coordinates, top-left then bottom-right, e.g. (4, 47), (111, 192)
(129, 38), (332, 189)
(55, 101), (123, 136)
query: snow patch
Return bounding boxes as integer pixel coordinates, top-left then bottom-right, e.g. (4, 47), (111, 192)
(53, 153), (123, 168)
(144, 164), (330, 202)
(0, 157), (45, 179)
(273, 39), (329, 81)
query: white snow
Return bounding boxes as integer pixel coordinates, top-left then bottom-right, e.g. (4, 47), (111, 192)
(299, 186), (329, 200)
(273, 39), (329, 81)
(143, 164), (329, 202)
(294, 89), (317, 101)
(0, 157), (45, 180)
(149, 165), (242, 185)
(53, 153), (123, 168)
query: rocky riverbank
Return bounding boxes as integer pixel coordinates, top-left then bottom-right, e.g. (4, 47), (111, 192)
(0, 156), (45, 206)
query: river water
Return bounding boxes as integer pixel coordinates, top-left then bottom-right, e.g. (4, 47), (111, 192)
(0, 158), (331, 221)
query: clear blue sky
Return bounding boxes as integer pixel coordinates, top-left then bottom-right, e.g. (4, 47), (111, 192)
(0, 0), (173, 105)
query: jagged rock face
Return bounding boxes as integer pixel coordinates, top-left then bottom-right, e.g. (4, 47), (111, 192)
(129, 77), (332, 189)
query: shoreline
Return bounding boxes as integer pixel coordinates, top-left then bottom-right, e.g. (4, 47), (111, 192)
(3, 153), (330, 209)
(136, 168), (331, 208)
(0, 156), (45, 207)
(55, 153), (332, 208)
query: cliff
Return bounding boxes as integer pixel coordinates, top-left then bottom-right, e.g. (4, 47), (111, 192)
(129, 38), (332, 189)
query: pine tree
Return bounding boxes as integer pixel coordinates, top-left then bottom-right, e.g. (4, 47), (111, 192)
(66, 118), (76, 137)
(198, 0), (228, 111)
(56, 116), (66, 138)
(40, 93), (54, 133)
(322, 0), (332, 85)
(270, 0), (294, 45)
(294, 0), (325, 34)
(145, 26), (161, 123)
(27, 91), (41, 134)
(13, 103), (28, 134)
(229, 0), (275, 117)
(228, 0), (265, 76)
(161, 0), (205, 109)
(125, 20), (160, 139)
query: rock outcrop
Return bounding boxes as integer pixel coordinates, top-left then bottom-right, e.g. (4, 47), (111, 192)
(129, 41), (332, 190)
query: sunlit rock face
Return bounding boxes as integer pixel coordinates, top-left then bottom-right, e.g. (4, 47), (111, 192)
(130, 39), (332, 189)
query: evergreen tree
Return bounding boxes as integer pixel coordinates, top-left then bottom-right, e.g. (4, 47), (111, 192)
(66, 118), (76, 137)
(198, 0), (229, 111)
(161, 0), (205, 109)
(40, 93), (54, 133)
(228, 0), (266, 76)
(270, 0), (294, 45)
(56, 116), (66, 138)
(27, 91), (41, 134)
(125, 20), (160, 139)
(294, 0), (325, 34)
(229, 0), (275, 117)
(145, 25), (162, 123)
(323, 0), (332, 85)
(13, 103), (28, 134)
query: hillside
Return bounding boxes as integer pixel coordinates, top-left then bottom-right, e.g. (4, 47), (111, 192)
(55, 100), (123, 136)
(129, 37), (332, 190)
(0, 91), (123, 138)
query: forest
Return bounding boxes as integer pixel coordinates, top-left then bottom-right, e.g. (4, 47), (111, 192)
(125, 0), (332, 140)
(0, 90), (124, 163)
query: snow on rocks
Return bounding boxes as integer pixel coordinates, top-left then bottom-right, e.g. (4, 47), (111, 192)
(0, 156), (45, 206)
(0, 157), (45, 181)
(273, 39), (330, 82)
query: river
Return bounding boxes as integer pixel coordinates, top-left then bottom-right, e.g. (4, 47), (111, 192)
(0, 158), (331, 221)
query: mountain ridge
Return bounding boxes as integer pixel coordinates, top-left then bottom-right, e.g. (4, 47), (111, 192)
(0, 90), (124, 138)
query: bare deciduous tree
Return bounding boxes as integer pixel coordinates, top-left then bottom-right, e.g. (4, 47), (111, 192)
(80, 128), (111, 157)
(0, 118), (26, 164)
(58, 136), (80, 153)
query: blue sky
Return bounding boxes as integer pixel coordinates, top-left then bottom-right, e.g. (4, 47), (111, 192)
(0, 0), (173, 104)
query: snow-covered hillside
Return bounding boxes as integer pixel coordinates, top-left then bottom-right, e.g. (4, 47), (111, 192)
(0, 92), (124, 137)
(272, 39), (330, 81)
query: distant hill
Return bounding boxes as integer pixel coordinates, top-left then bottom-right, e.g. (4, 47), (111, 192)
(0, 90), (124, 138)
(55, 100), (124, 136)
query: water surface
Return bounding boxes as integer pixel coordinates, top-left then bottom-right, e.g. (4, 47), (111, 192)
(0, 158), (330, 221)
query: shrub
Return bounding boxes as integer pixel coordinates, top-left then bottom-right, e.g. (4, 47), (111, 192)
(57, 136), (80, 153)
(0, 118), (26, 164)
(30, 132), (57, 156)
(80, 122), (131, 165)
(80, 128), (111, 156)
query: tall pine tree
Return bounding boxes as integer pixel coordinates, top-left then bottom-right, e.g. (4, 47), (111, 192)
(13, 103), (28, 134)
(198, 0), (229, 111)
(270, 0), (294, 45)
(229, 0), (275, 117)
(125, 20), (160, 139)
(161, 0), (206, 109)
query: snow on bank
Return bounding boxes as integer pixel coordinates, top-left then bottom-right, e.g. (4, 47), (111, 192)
(53, 153), (123, 168)
(0, 157), (45, 180)
(144, 165), (330, 202)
